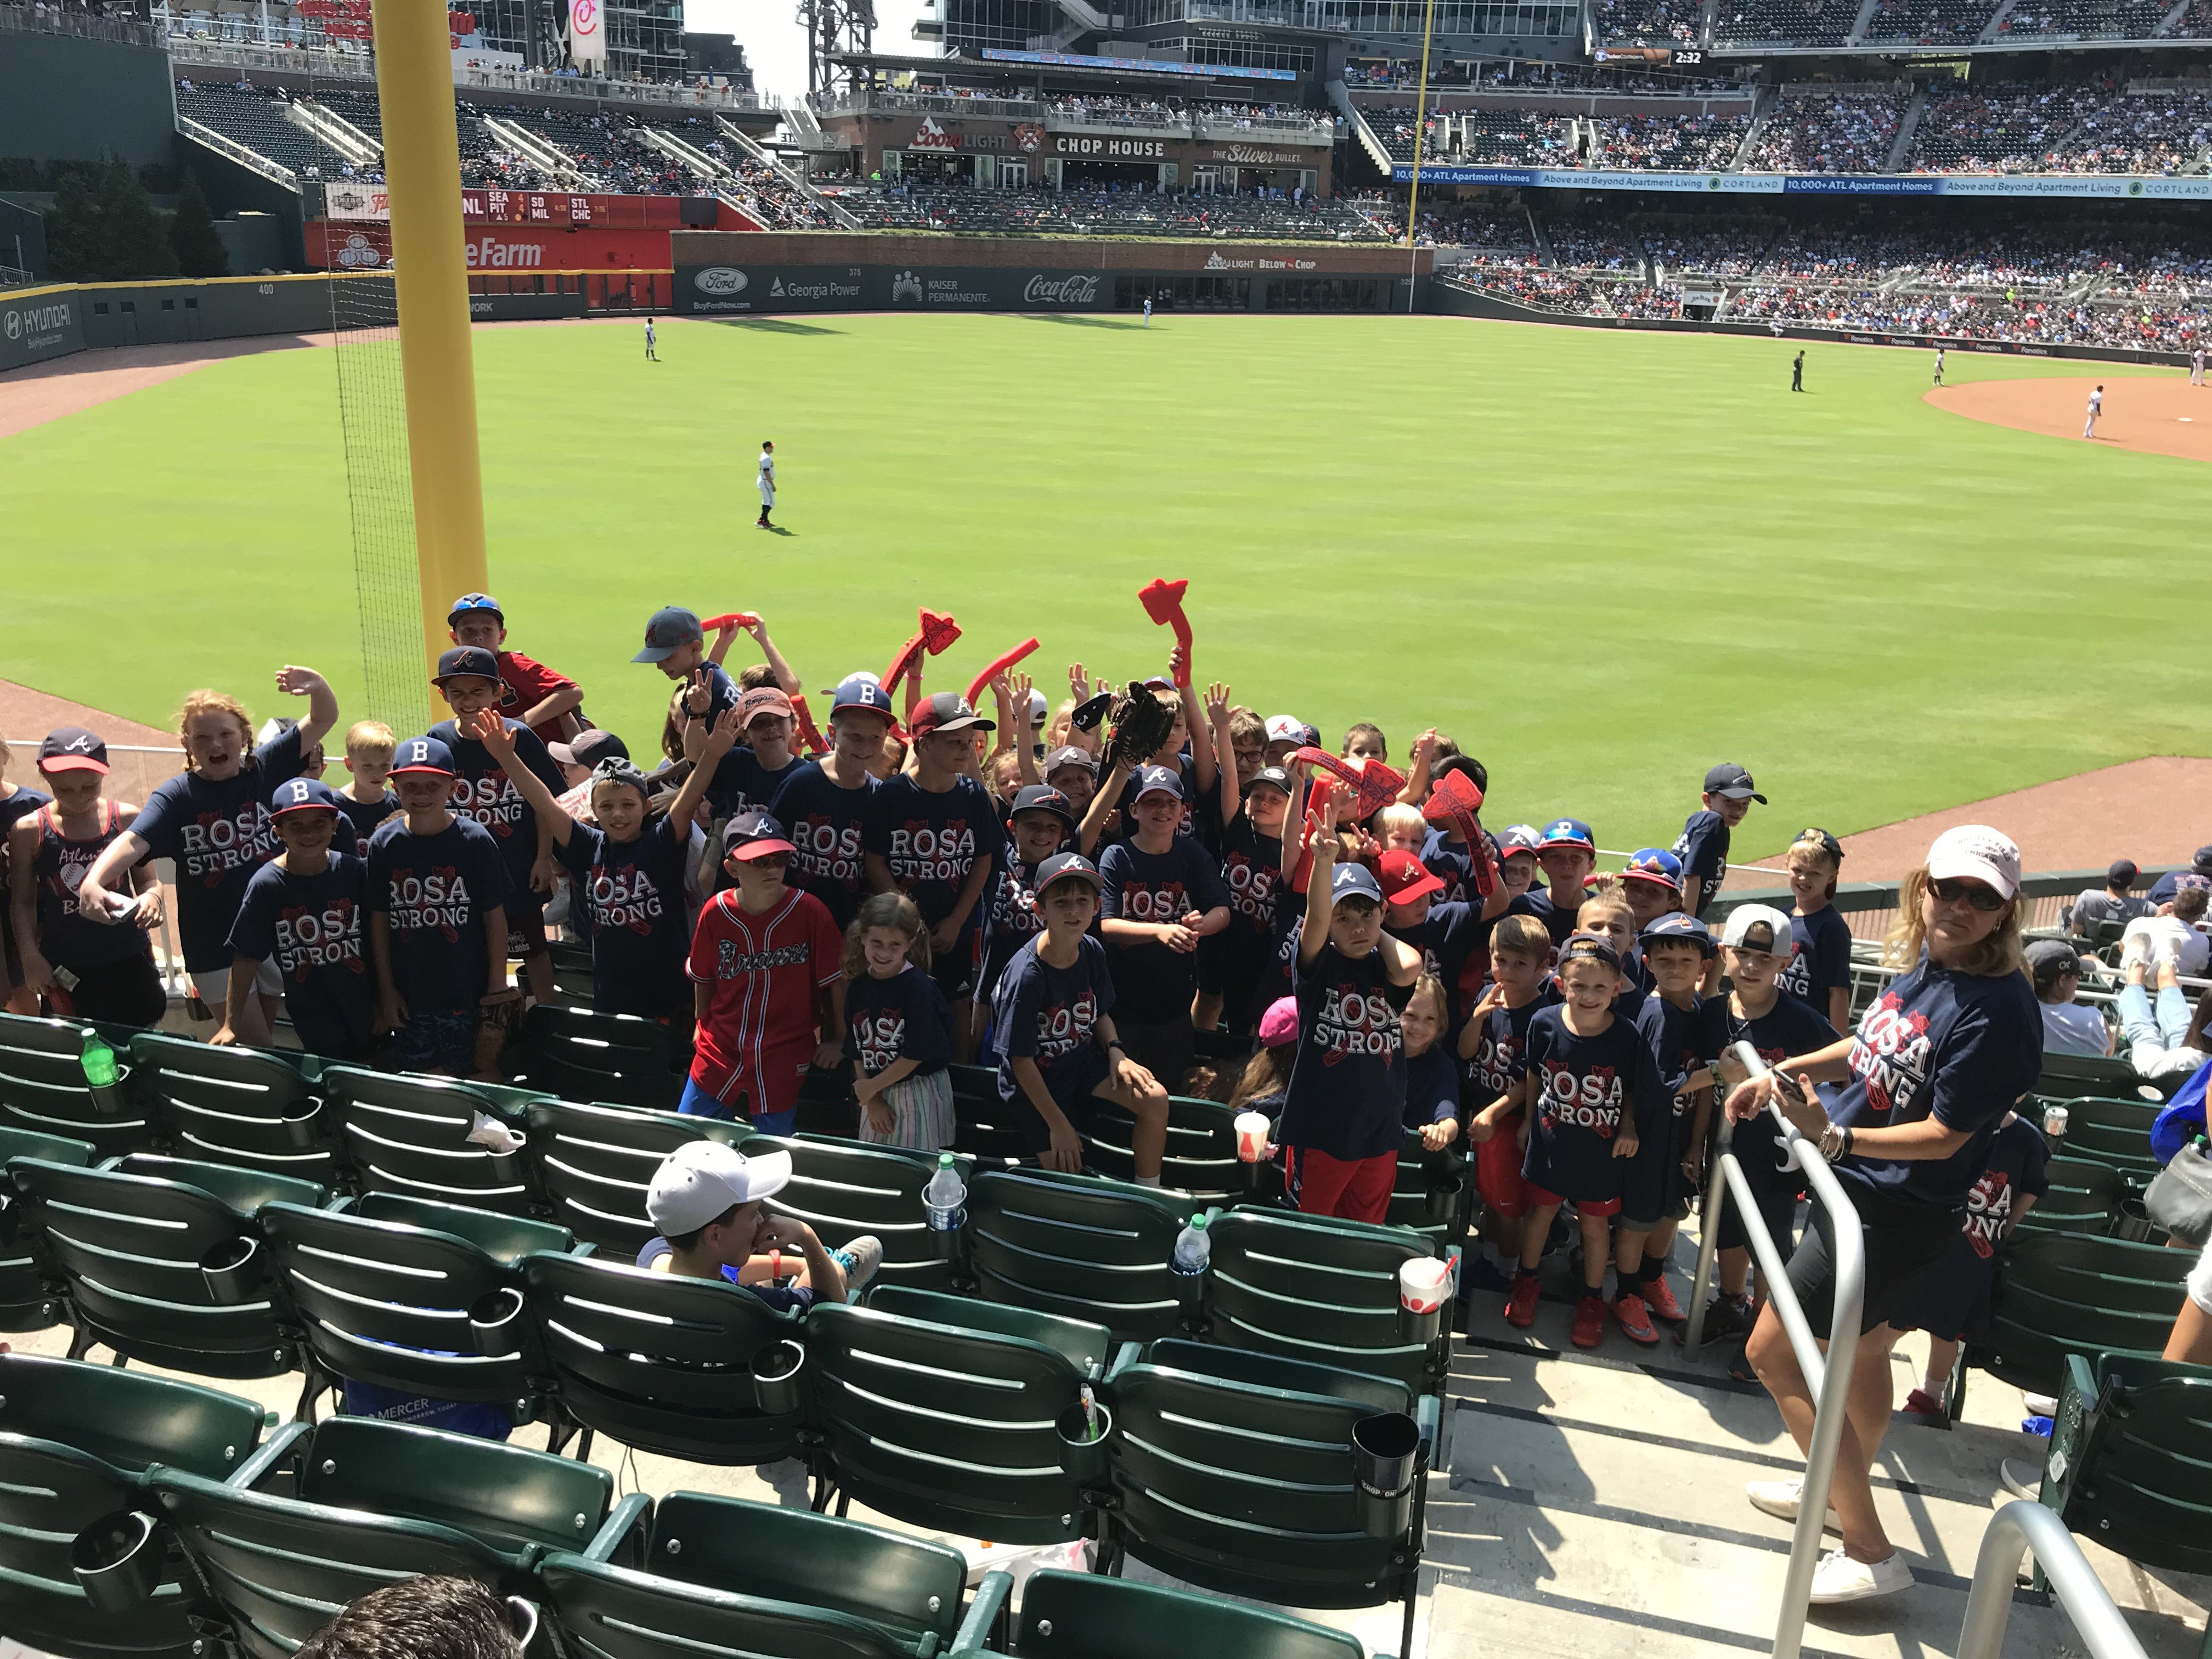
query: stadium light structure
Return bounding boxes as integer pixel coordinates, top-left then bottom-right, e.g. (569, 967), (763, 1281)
(370, 0), (492, 677)
(1403, 0), (1436, 313)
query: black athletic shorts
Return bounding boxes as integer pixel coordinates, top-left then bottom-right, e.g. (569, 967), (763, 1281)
(1784, 1183), (1964, 1336)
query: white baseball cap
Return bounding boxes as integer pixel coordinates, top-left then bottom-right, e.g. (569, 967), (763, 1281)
(1722, 902), (1796, 956)
(1926, 824), (2022, 901)
(1263, 715), (1305, 744)
(646, 1141), (792, 1235)
(1027, 689), (1049, 722)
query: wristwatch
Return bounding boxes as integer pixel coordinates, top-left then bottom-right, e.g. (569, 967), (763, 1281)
(1105, 1040), (1127, 1054)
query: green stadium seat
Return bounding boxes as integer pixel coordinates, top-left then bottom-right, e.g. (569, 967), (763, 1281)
(2016, 1156), (2127, 1237)
(0, 1126), (95, 1333)
(2036, 1048), (2168, 1101)
(12, 1155), (325, 1378)
(520, 1252), (808, 1466)
(1098, 1340), (1430, 1657)
(804, 1291), (1113, 1543)
(514, 1003), (683, 1110)
(149, 1416), (639, 1659)
(1967, 1231), (2194, 1405)
(1203, 1206), (1453, 1397)
(951, 1092), (1032, 1166)
(1081, 1094), (1245, 1203)
(346, 1192), (579, 1265)
(524, 1099), (751, 1257)
(539, 1490), (972, 1659)
(0, 1012), (157, 1160)
(1384, 1128), (1471, 1252)
(0, 1354), (265, 1659)
(549, 939), (596, 1003)
(754, 1133), (973, 1292)
(966, 1167), (1198, 1342)
(1006, 1569), (1366, 1659)
(320, 1066), (540, 1213)
(128, 1032), (337, 1187)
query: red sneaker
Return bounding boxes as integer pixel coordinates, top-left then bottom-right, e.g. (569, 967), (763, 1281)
(1642, 1274), (1685, 1324)
(1571, 1295), (1606, 1349)
(1505, 1273), (1541, 1328)
(1613, 1293), (1660, 1346)
(1900, 1387), (1951, 1427)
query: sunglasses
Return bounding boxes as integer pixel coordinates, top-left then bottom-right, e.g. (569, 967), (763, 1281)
(1927, 876), (2008, 913)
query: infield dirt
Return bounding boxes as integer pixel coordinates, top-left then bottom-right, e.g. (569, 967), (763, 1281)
(1927, 371), (2212, 463)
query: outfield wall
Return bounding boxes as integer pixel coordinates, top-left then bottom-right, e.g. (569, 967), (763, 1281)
(1429, 283), (2196, 368)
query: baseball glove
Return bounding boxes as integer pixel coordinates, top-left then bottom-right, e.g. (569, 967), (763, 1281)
(1101, 682), (1178, 775)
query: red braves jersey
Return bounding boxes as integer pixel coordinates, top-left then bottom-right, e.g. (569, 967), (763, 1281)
(496, 650), (580, 745)
(686, 887), (843, 1104)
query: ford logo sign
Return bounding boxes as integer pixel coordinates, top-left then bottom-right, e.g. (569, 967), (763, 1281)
(695, 267), (748, 296)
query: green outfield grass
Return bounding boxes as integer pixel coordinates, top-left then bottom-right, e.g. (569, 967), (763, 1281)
(1, 313), (2198, 859)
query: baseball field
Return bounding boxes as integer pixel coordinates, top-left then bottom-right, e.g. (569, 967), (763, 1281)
(1, 313), (2200, 860)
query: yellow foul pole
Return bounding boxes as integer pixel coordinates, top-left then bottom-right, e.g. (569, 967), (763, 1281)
(371, 0), (489, 675)
(1403, 0), (1437, 313)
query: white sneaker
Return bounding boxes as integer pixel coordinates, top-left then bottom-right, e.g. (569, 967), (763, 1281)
(1746, 1477), (1839, 1527)
(2119, 919), (2156, 972)
(2000, 1458), (2044, 1500)
(833, 1234), (883, 1297)
(1808, 1548), (1914, 1605)
(2022, 1392), (2058, 1418)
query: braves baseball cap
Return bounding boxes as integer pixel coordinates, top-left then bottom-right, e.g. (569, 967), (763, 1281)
(1378, 849), (1443, 907)
(1331, 862), (1384, 907)
(1141, 674), (1175, 692)
(1795, 827), (1845, 862)
(549, 729), (629, 769)
(37, 727), (109, 775)
(447, 592), (504, 625)
(1559, 930), (1622, 971)
(1258, 995), (1299, 1049)
(1722, 902), (1794, 955)
(910, 692), (994, 738)
(1538, 818), (1595, 853)
(646, 1140), (793, 1236)
(736, 687), (795, 728)
(1011, 783), (1077, 829)
(2192, 844), (2212, 873)
(2108, 858), (2140, 886)
(1926, 824), (2022, 901)
(1263, 715), (1305, 744)
(830, 675), (896, 719)
(723, 809), (797, 863)
(433, 646), (500, 684)
(1042, 746), (1097, 780)
(269, 777), (343, 819)
(1248, 765), (1293, 797)
(633, 606), (704, 664)
(1639, 912), (1717, 956)
(1035, 851), (1103, 894)
(1497, 825), (1543, 862)
(1622, 848), (1684, 891)
(1133, 765), (1184, 802)
(390, 736), (458, 778)
(1704, 763), (1767, 804)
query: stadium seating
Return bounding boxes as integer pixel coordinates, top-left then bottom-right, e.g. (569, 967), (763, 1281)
(1742, 91), (1909, 173)
(0, 1013), (155, 1159)
(755, 1134), (970, 1292)
(1963, 1231), (2192, 1408)
(174, 80), (357, 179)
(526, 1098), (749, 1257)
(840, 185), (1385, 242)
(320, 1066), (541, 1213)
(1712, 0), (1860, 46)
(964, 1168), (1198, 1342)
(1905, 82), (2106, 171)
(1859, 0), (2002, 44)
(513, 1003), (684, 1110)
(0, 1125), (92, 1333)
(1591, 0), (1707, 42)
(2017, 1155), (2128, 1236)
(130, 1032), (338, 1186)
(1998, 0), (2174, 37)
(2033, 1350), (2212, 1590)
(1590, 112), (1751, 169)
(1007, 1570), (1368, 1659)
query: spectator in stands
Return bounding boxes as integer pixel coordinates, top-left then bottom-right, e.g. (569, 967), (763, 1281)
(1728, 825), (2039, 1606)
(2120, 883), (2211, 976)
(447, 592), (585, 744)
(2148, 845), (2212, 906)
(2026, 939), (2112, 1056)
(295, 1576), (524, 1659)
(218, 778), (374, 1062)
(0, 740), (53, 1017)
(2114, 949), (2212, 1079)
(2069, 857), (2152, 938)
(337, 721), (399, 842)
(641, 1139), (878, 1302)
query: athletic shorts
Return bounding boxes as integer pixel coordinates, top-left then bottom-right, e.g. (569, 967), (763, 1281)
(1116, 1018), (1193, 1099)
(682, 1042), (812, 1131)
(1888, 1234), (1999, 1343)
(1476, 1124), (1531, 1220)
(1621, 1190), (1691, 1233)
(1284, 1145), (1395, 1225)
(1524, 1181), (1621, 1218)
(1011, 1046), (1110, 1156)
(931, 926), (980, 1003)
(506, 887), (549, 961)
(1716, 1186), (1801, 1257)
(1784, 1185), (1964, 1336)
(191, 958), (283, 1009)
(51, 951), (168, 1028)
(390, 1010), (480, 1076)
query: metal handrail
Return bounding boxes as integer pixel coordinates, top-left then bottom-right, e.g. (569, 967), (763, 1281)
(179, 116), (300, 190)
(1956, 1502), (2148, 1659)
(1683, 1042), (1864, 1659)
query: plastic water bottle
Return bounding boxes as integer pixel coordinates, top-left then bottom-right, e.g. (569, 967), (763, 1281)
(923, 1152), (967, 1233)
(80, 1030), (122, 1115)
(1171, 1214), (1211, 1277)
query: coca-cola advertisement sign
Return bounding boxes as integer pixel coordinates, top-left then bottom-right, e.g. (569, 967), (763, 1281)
(1023, 273), (1101, 306)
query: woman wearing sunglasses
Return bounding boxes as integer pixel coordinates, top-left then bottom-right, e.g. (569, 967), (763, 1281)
(1720, 824), (2039, 1608)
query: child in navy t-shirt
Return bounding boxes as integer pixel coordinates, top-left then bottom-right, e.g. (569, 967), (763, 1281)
(1401, 974), (1460, 1147)
(1777, 828), (1853, 1032)
(1098, 765), (1230, 1097)
(977, 784), (1076, 1023)
(1620, 914), (1728, 1328)
(1672, 764), (1762, 919)
(844, 892), (957, 1153)
(766, 678), (892, 934)
(1460, 913), (1560, 1290)
(223, 778), (374, 1063)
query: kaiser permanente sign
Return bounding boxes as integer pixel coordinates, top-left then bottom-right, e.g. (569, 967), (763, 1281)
(1393, 165), (2212, 198)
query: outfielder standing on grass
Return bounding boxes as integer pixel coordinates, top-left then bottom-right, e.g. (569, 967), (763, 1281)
(757, 439), (777, 530)
(645, 317), (659, 363)
(2084, 383), (2103, 439)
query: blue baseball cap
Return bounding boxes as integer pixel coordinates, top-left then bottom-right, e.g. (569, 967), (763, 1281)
(1622, 848), (1684, 890)
(633, 606), (703, 664)
(1035, 851), (1103, 893)
(1331, 862), (1384, 907)
(830, 675), (895, 718)
(433, 645), (500, 684)
(269, 777), (343, 818)
(1559, 930), (1622, 970)
(1703, 763), (1767, 804)
(448, 592), (504, 625)
(1539, 818), (1595, 853)
(1639, 912), (1716, 956)
(390, 736), (458, 777)
(1011, 784), (1077, 828)
(1497, 824), (1542, 861)
(1133, 765), (1184, 802)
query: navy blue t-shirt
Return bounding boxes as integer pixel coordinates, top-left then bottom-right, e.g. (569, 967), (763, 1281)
(1404, 1044), (1459, 1132)
(1724, 990), (1840, 1195)
(845, 963), (955, 1078)
(366, 815), (512, 1017)
(723, 747), (806, 821)
(1279, 943), (1414, 1164)
(766, 760), (876, 933)
(427, 718), (567, 897)
(555, 817), (692, 1018)
(336, 788), (400, 842)
(1521, 889), (1579, 949)
(1466, 986), (1559, 1102)
(1672, 810), (1729, 916)
(994, 934), (1116, 1109)
(634, 1239), (817, 1312)
(1777, 904), (1852, 1010)
(1419, 828), (1475, 907)
(865, 774), (1006, 935)
(228, 854), (376, 1062)
(1826, 960), (2042, 1210)
(1957, 1112), (2051, 1261)
(130, 726), (306, 971)
(1218, 813), (1283, 944)
(978, 855), (1047, 1002)
(1626, 992), (1725, 1219)
(1519, 1006), (1668, 1205)
(1098, 836), (1229, 1024)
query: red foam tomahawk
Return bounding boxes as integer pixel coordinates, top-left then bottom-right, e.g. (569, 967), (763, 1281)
(965, 637), (1041, 709)
(1290, 746), (1407, 823)
(1421, 767), (1499, 900)
(699, 612), (759, 631)
(1138, 578), (1194, 690)
(881, 608), (963, 702)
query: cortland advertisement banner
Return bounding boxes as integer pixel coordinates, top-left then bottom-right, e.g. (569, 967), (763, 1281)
(1394, 164), (2212, 199)
(680, 263), (1112, 314)
(0, 286), (84, 373)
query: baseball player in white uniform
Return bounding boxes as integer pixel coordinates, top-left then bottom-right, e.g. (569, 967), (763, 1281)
(2083, 385), (2103, 439)
(2193, 346), (2205, 387)
(1932, 347), (1944, 386)
(645, 317), (658, 362)
(757, 441), (776, 529)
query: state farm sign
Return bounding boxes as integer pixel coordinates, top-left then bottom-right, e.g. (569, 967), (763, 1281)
(464, 235), (544, 268)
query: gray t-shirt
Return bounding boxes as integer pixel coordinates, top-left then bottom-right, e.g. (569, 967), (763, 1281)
(2040, 1000), (2111, 1057)
(2070, 889), (2152, 936)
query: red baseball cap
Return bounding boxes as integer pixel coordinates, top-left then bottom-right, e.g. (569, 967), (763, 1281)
(1377, 849), (1443, 907)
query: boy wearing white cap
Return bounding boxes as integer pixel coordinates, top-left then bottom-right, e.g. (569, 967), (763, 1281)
(641, 1140), (880, 1307)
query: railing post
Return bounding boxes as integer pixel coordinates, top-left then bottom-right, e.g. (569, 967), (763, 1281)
(1957, 1503), (2148, 1659)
